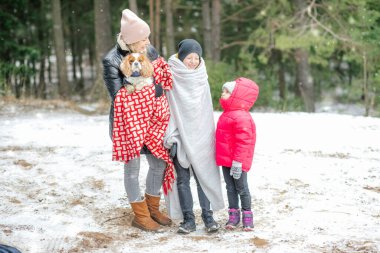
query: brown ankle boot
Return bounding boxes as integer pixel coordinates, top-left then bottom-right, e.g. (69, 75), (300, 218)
(130, 198), (161, 232)
(145, 193), (172, 226)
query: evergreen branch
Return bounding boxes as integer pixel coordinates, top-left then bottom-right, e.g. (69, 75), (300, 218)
(306, 0), (355, 45)
(220, 41), (254, 50)
(222, 4), (257, 23)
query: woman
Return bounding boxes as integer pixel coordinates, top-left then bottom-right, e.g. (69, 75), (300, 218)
(102, 9), (174, 232)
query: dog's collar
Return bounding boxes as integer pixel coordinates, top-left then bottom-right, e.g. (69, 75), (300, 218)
(131, 71), (141, 77)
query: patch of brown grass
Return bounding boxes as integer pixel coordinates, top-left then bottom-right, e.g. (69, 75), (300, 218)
(97, 207), (134, 227)
(363, 186), (380, 193)
(78, 231), (113, 248)
(327, 240), (379, 253)
(158, 236), (168, 242)
(0, 98), (108, 115)
(251, 236), (269, 248)
(188, 235), (211, 241)
(312, 151), (351, 159)
(9, 197), (22, 204)
(70, 199), (84, 206)
(13, 159), (33, 170)
(0, 146), (31, 152)
(91, 179), (105, 190)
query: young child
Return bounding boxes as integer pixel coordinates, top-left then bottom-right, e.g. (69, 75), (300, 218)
(164, 39), (224, 234)
(215, 77), (259, 231)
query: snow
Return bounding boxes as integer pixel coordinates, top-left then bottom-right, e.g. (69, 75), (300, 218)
(0, 103), (379, 253)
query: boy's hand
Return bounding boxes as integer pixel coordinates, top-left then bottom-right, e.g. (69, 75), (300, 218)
(230, 161), (242, 179)
(169, 143), (177, 158)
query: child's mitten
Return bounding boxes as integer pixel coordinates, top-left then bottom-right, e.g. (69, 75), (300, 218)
(230, 161), (242, 180)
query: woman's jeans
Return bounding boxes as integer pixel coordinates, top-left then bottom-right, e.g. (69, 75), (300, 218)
(174, 155), (212, 221)
(222, 166), (251, 211)
(124, 154), (166, 202)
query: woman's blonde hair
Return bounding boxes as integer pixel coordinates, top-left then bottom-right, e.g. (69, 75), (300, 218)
(127, 42), (140, 53)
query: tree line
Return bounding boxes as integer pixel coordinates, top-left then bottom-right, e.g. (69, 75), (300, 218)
(1, 0), (379, 115)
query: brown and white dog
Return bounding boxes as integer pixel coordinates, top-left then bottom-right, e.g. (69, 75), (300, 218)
(120, 53), (154, 93)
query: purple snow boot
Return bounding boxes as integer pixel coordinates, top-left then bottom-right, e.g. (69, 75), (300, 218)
(225, 208), (240, 230)
(242, 210), (254, 231)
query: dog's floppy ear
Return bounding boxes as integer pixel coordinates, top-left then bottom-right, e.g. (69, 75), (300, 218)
(120, 55), (133, 77)
(140, 55), (154, 78)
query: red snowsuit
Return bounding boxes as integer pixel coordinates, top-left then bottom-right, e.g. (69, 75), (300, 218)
(215, 77), (259, 172)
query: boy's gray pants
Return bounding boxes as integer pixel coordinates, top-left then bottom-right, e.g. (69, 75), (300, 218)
(124, 154), (166, 202)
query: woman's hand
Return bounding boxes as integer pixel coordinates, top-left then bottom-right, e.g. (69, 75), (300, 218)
(155, 83), (163, 97)
(147, 45), (159, 61)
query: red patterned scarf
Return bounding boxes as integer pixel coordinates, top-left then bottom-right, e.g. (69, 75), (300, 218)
(152, 57), (173, 90)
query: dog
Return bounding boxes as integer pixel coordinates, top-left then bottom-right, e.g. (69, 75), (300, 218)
(120, 53), (154, 94)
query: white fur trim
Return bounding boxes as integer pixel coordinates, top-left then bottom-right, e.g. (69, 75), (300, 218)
(126, 76), (153, 91)
(117, 33), (130, 51)
(223, 81), (236, 94)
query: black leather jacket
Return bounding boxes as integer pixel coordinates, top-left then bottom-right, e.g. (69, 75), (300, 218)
(102, 44), (129, 139)
(103, 45), (129, 100)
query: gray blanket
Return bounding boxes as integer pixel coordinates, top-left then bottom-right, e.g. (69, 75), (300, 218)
(164, 55), (224, 219)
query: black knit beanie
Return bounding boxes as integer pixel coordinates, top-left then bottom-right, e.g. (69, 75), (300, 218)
(177, 39), (203, 62)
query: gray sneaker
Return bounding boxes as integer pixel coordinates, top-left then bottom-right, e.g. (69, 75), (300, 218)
(203, 215), (220, 233)
(177, 220), (196, 234)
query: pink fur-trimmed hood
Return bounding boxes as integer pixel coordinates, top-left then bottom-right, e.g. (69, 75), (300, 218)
(220, 77), (259, 112)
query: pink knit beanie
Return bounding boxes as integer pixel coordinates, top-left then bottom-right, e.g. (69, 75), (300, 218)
(120, 9), (150, 45)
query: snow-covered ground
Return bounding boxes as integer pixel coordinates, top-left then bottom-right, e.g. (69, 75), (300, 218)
(0, 102), (379, 253)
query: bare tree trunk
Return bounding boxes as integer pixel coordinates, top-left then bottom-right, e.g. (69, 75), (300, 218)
(294, 49), (315, 112)
(154, 0), (161, 50)
(47, 51), (52, 83)
(67, 0), (77, 87)
(24, 61), (32, 98)
(93, 0), (113, 101)
(38, 58), (47, 99)
(276, 50), (286, 100)
(77, 50), (85, 98)
(32, 60), (37, 98)
(37, 18), (47, 99)
(202, 0), (212, 60)
(164, 0), (175, 57)
(149, 0), (154, 44)
(15, 75), (21, 98)
(363, 53), (369, 116)
(89, 43), (95, 80)
(278, 64), (286, 100)
(269, 48), (286, 101)
(211, 0), (221, 62)
(70, 40), (77, 83)
(129, 0), (138, 13)
(52, 0), (69, 99)
(293, 0), (314, 112)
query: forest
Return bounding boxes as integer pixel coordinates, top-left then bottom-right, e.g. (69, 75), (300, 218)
(1, 0), (379, 115)
(1, 1), (380, 252)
